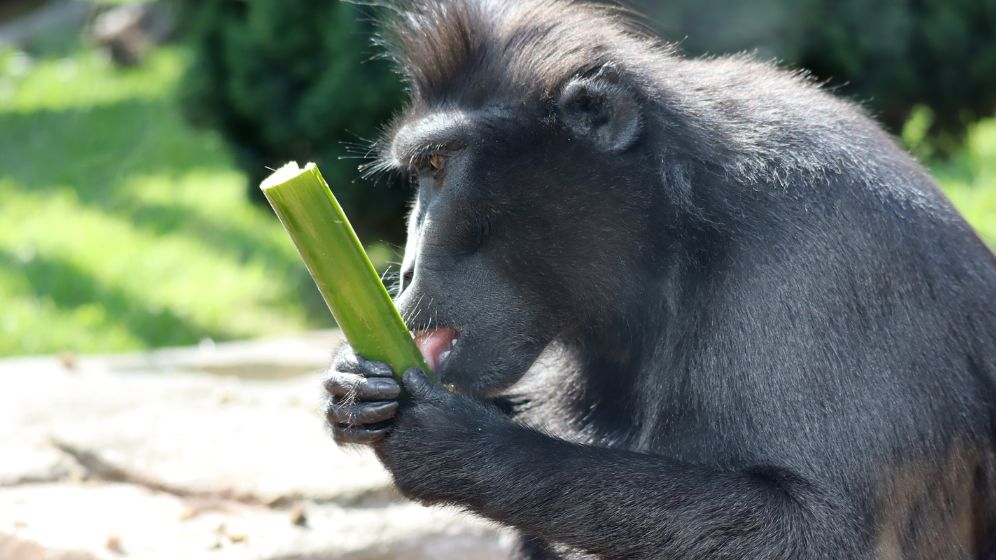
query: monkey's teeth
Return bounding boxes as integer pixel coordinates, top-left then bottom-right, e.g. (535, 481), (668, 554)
(438, 349), (452, 365)
(414, 328), (460, 371)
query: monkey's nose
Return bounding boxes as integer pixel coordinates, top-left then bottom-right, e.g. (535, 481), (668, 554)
(399, 267), (414, 291)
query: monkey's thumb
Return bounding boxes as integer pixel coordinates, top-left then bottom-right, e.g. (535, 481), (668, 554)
(401, 368), (434, 399)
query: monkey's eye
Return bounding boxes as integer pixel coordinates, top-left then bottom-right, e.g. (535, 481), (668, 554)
(429, 152), (446, 172)
(410, 150), (450, 179)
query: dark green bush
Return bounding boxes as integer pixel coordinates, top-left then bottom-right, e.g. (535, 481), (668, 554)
(175, 1), (407, 241)
(637, 0), (996, 146)
(795, 0), (996, 147)
(177, 0), (994, 235)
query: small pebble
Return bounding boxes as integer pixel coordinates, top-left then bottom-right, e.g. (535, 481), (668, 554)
(106, 535), (124, 554)
(289, 504), (308, 527)
(59, 352), (78, 370)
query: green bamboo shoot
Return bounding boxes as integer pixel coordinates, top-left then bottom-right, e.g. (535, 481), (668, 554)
(260, 162), (432, 382)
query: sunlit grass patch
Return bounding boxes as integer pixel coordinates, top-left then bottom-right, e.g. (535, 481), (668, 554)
(0, 46), (327, 356)
(928, 118), (996, 248)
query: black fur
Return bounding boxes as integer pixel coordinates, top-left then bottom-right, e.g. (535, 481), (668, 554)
(326, 1), (996, 558)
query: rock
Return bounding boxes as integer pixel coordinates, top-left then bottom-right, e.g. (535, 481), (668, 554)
(100, 330), (343, 379)
(5, 357), (391, 505)
(0, 483), (509, 560)
(0, 531), (96, 560)
(0, 441), (75, 487)
(0, 335), (512, 559)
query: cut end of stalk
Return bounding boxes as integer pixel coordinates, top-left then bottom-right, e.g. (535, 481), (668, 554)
(260, 161), (315, 191)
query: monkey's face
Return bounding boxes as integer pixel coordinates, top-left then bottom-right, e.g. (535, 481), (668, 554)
(389, 68), (648, 396)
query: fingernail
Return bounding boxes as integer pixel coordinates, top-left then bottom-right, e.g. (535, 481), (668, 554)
(370, 362), (393, 377)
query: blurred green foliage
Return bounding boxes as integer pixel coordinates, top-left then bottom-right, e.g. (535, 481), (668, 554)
(0, 47), (326, 355)
(923, 117), (996, 246)
(175, 0), (408, 242)
(796, 0), (996, 147)
(637, 0), (996, 145)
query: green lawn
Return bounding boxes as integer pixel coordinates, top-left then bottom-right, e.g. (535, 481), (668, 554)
(0, 45), (993, 357)
(0, 47), (328, 355)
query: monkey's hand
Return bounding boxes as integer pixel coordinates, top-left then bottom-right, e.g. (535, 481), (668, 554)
(324, 345), (401, 445)
(325, 349), (506, 505)
(372, 367), (508, 505)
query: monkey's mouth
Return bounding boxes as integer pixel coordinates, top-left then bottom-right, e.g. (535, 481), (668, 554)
(413, 327), (460, 373)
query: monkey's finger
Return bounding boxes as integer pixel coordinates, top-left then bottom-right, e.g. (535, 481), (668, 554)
(401, 368), (443, 401)
(332, 423), (391, 445)
(354, 375), (402, 400)
(326, 400), (399, 425)
(324, 372), (401, 400)
(333, 351), (395, 379)
(324, 370), (362, 397)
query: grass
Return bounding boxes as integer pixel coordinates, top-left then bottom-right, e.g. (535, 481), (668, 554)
(0, 44), (993, 357)
(0, 46), (328, 355)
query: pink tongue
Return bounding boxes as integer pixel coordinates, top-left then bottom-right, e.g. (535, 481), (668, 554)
(414, 328), (460, 371)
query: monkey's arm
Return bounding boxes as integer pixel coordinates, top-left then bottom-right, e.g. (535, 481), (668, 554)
(378, 371), (843, 559)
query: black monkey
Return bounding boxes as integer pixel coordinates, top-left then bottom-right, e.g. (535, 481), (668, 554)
(325, 1), (996, 558)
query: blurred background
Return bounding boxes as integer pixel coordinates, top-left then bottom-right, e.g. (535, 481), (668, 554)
(0, 0), (994, 358)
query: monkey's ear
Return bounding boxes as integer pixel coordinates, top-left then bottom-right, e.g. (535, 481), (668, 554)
(557, 65), (642, 152)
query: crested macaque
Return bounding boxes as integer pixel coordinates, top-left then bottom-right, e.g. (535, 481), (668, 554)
(325, 1), (996, 558)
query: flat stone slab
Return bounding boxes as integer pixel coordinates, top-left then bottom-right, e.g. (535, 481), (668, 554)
(0, 483), (510, 560)
(0, 335), (512, 559)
